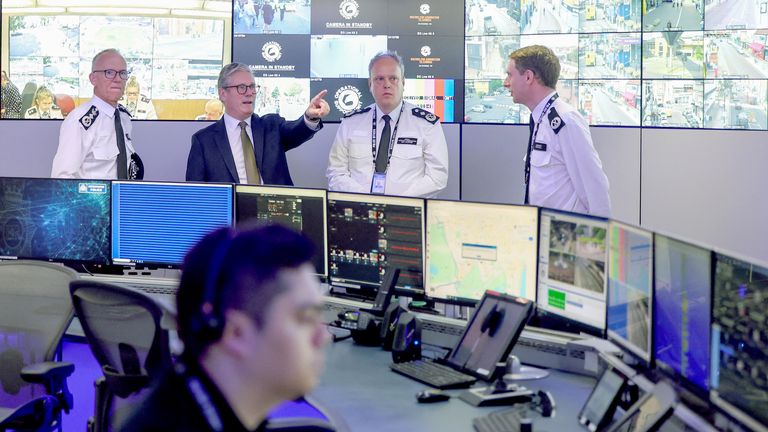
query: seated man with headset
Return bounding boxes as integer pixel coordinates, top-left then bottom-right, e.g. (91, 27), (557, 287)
(120, 224), (331, 431)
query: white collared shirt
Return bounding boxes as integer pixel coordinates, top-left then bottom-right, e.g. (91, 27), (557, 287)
(526, 91), (611, 217)
(51, 95), (134, 179)
(223, 113), (254, 184)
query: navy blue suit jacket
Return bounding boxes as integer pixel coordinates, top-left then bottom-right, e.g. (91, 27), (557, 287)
(186, 113), (321, 185)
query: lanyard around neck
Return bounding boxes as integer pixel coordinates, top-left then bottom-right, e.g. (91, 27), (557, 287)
(370, 104), (405, 170)
(530, 93), (559, 145)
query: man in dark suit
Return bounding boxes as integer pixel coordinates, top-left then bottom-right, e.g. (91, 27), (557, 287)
(186, 62), (330, 185)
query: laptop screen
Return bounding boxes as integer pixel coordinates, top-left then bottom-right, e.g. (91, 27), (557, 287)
(445, 290), (535, 381)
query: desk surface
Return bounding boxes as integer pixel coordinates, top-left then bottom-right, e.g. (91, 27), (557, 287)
(312, 340), (595, 432)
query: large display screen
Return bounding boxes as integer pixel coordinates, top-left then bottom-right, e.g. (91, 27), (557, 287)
(5, 1), (768, 129)
(424, 200), (538, 304)
(2, 1), (230, 120)
(0, 177), (110, 263)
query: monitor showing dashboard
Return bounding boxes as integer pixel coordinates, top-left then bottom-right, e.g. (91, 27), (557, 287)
(653, 233), (711, 393)
(235, 185), (327, 277)
(536, 208), (608, 337)
(326, 192), (424, 297)
(607, 221), (654, 364)
(111, 181), (233, 267)
(424, 199), (538, 305)
(0, 177), (111, 264)
(710, 252), (768, 429)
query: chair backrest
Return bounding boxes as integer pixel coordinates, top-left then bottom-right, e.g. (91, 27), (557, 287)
(0, 260), (77, 411)
(69, 281), (171, 388)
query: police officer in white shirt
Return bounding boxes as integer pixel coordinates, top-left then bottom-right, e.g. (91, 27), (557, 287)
(24, 86), (63, 119)
(505, 45), (611, 217)
(327, 50), (449, 198)
(51, 48), (140, 180)
(119, 76), (158, 120)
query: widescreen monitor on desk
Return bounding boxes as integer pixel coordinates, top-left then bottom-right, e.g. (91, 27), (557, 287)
(0, 177), (111, 264)
(535, 208), (609, 337)
(111, 181), (233, 267)
(424, 200), (538, 305)
(235, 185), (328, 277)
(326, 192), (425, 298)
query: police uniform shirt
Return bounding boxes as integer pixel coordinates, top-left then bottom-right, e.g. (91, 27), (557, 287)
(526, 91), (611, 217)
(327, 101), (449, 198)
(24, 105), (63, 119)
(51, 95), (135, 179)
(120, 94), (158, 120)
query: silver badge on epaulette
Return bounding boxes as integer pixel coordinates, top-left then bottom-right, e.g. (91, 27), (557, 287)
(426, 113), (436, 122)
(550, 117), (561, 129)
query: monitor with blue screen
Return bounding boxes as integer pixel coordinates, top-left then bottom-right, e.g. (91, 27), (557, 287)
(710, 252), (768, 430)
(424, 200), (538, 305)
(653, 233), (711, 393)
(0, 177), (111, 264)
(111, 181), (233, 267)
(535, 208), (608, 337)
(607, 221), (653, 364)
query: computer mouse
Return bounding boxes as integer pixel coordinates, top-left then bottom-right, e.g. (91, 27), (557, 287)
(415, 389), (451, 403)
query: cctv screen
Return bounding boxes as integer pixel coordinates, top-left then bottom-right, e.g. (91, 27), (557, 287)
(425, 199), (538, 304)
(536, 208), (609, 336)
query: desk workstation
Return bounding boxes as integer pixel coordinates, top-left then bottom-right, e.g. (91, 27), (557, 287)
(0, 177), (767, 431)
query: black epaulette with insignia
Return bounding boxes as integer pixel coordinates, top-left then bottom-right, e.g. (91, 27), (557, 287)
(117, 104), (132, 118)
(26, 107), (37, 115)
(411, 107), (439, 124)
(79, 105), (99, 130)
(141, 95), (151, 103)
(548, 107), (565, 134)
(342, 106), (371, 118)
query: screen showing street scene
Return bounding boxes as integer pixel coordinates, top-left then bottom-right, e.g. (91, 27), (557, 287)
(643, 0), (703, 32)
(705, 30), (768, 79)
(643, 80), (703, 128)
(579, 80), (641, 126)
(642, 31), (705, 78)
(578, 33), (641, 79)
(705, 0), (768, 30)
(703, 80), (768, 129)
(580, 0), (642, 33)
(2, 2), (230, 121)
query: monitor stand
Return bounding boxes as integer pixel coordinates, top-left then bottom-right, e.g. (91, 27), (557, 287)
(504, 355), (549, 380)
(459, 363), (534, 407)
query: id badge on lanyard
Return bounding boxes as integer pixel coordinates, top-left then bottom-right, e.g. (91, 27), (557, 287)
(370, 172), (387, 194)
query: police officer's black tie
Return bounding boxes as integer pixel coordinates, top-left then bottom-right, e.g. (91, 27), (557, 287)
(524, 114), (534, 205)
(114, 108), (128, 180)
(375, 114), (391, 173)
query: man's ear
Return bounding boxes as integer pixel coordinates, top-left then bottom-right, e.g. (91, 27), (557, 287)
(219, 309), (259, 357)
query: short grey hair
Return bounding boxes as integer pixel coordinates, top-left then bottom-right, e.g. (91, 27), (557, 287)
(368, 51), (405, 78)
(91, 48), (124, 71)
(218, 63), (253, 90)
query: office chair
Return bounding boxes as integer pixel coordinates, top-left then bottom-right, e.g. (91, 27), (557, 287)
(69, 281), (171, 432)
(0, 260), (77, 432)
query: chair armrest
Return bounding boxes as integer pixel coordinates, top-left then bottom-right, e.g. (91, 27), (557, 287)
(20, 361), (75, 382)
(20, 361), (75, 413)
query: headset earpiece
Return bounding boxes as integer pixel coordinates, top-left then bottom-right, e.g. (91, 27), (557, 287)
(193, 229), (236, 344)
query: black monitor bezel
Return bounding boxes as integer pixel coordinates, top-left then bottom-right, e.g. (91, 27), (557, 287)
(606, 219), (655, 367)
(423, 198), (540, 307)
(234, 184), (328, 278)
(532, 207), (609, 338)
(0, 176), (112, 265)
(111, 180), (234, 269)
(325, 190), (426, 298)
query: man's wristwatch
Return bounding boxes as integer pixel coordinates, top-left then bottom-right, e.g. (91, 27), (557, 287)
(304, 112), (321, 122)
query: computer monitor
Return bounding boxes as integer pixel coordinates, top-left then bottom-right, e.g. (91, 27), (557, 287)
(111, 181), (233, 267)
(327, 192), (424, 298)
(653, 233), (711, 393)
(0, 177), (111, 264)
(235, 185), (327, 277)
(535, 208), (609, 337)
(710, 252), (768, 430)
(424, 200), (538, 305)
(607, 221), (654, 364)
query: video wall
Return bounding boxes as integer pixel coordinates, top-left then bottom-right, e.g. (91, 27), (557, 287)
(4, 0), (768, 129)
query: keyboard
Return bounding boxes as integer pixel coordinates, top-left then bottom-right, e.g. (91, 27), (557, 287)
(473, 408), (533, 432)
(390, 360), (477, 390)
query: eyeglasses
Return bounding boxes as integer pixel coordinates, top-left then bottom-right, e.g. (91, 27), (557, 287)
(224, 84), (258, 95)
(93, 69), (130, 80)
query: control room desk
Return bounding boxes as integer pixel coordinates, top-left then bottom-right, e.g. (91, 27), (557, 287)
(311, 339), (596, 431)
